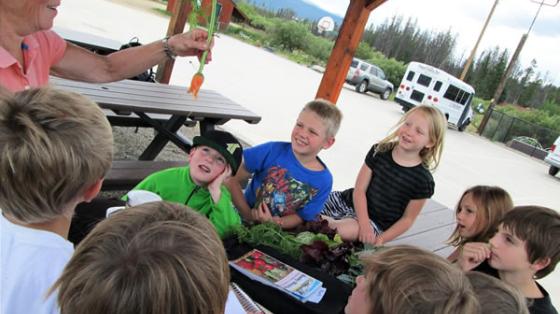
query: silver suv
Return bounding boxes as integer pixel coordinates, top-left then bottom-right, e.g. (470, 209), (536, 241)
(346, 58), (393, 100)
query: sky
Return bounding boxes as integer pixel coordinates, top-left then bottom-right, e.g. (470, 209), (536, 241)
(304, 0), (560, 86)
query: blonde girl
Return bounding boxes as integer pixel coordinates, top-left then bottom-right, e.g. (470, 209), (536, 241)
(447, 185), (513, 262)
(322, 105), (447, 245)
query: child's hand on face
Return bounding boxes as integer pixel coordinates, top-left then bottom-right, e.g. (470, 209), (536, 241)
(358, 222), (377, 245)
(457, 242), (491, 271)
(252, 202), (273, 223)
(208, 165), (232, 203)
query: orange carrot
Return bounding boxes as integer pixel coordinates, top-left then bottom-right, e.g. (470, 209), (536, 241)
(188, 0), (217, 99)
(188, 72), (204, 98)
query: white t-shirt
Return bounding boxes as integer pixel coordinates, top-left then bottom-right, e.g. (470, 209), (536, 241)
(1, 213), (74, 314)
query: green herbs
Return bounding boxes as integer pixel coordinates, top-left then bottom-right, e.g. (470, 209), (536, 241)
(232, 221), (373, 286)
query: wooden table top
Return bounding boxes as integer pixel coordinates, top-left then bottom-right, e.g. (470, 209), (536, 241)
(50, 77), (261, 124)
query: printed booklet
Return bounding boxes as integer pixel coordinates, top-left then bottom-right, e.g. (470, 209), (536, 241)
(229, 249), (326, 303)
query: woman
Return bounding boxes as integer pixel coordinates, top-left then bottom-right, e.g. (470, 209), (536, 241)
(0, 0), (212, 91)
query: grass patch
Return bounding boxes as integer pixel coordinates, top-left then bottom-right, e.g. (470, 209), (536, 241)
(152, 8), (171, 16)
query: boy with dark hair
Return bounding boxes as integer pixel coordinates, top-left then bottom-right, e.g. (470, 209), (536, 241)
(226, 99), (342, 229)
(126, 130), (243, 237)
(0, 87), (113, 314)
(457, 206), (560, 314)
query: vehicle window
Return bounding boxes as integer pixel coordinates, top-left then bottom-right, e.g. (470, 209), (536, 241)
(369, 66), (377, 75)
(443, 84), (472, 105)
(378, 69), (386, 80)
(360, 64), (369, 71)
(351, 60), (358, 67)
(417, 74), (432, 87)
(434, 81), (442, 92)
(406, 71), (415, 81)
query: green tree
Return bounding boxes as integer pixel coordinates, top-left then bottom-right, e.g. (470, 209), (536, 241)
(270, 20), (309, 52)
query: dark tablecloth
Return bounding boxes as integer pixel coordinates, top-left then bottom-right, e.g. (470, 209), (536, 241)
(224, 237), (352, 314)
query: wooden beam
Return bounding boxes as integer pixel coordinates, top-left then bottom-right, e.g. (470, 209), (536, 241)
(365, 0), (387, 10)
(316, 0), (377, 103)
(155, 0), (191, 84)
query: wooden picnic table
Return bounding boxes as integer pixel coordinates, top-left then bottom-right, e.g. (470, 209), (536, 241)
(225, 199), (456, 314)
(388, 199), (455, 257)
(50, 76), (261, 160)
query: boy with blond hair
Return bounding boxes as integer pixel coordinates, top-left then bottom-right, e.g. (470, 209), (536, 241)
(458, 206), (560, 314)
(51, 201), (230, 314)
(345, 245), (479, 314)
(226, 99), (342, 229)
(0, 87), (113, 314)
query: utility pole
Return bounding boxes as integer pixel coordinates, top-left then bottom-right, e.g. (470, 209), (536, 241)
(460, 0), (499, 81)
(477, 0), (559, 135)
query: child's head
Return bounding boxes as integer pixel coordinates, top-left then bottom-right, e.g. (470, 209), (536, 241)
(489, 205), (560, 279)
(466, 271), (528, 314)
(301, 99), (342, 138)
(0, 87), (113, 223)
(345, 245), (478, 314)
(52, 201), (230, 314)
(448, 185), (513, 246)
(291, 99), (342, 157)
(189, 130), (243, 184)
(377, 105), (446, 170)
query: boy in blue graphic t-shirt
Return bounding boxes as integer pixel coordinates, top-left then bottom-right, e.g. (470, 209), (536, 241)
(226, 99), (342, 229)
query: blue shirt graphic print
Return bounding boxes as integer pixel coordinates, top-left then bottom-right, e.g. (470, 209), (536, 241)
(243, 142), (333, 221)
(255, 166), (318, 217)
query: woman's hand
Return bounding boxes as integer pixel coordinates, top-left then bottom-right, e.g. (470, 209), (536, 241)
(168, 29), (214, 62)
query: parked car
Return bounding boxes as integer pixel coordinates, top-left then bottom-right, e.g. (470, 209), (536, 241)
(346, 58), (394, 100)
(545, 136), (560, 176)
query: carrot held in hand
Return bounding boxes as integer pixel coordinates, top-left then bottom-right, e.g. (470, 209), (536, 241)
(188, 0), (218, 99)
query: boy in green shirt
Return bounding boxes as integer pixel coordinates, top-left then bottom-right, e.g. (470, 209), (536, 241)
(126, 130), (243, 237)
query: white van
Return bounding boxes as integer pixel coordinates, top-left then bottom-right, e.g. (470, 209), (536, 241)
(545, 136), (560, 176)
(395, 62), (475, 131)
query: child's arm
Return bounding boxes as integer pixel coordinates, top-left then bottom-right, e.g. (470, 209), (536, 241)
(206, 186), (242, 238)
(447, 248), (460, 262)
(456, 242), (491, 271)
(375, 198), (425, 245)
(353, 164), (376, 244)
(224, 162), (253, 221)
(253, 202), (303, 229)
(207, 165), (232, 203)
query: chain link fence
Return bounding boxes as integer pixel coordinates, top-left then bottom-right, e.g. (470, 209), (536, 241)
(480, 110), (559, 149)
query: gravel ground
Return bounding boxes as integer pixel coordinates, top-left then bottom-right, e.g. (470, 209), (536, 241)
(111, 125), (192, 162)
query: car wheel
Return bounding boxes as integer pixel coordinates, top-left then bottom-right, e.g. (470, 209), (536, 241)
(549, 166), (559, 176)
(356, 81), (368, 93)
(381, 88), (391, 100)
(458, 119), (470, 132)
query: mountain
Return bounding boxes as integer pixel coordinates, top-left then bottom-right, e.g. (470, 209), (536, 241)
(244, 0), (344, 25)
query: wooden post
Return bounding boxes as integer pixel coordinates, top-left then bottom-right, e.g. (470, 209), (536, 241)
(155, 0), (191, 84)
(315, 0), (386, 104)
(167, 0), (177, 13)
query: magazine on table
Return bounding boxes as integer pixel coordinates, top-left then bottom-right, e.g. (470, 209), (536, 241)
(229, 249), (326, 303)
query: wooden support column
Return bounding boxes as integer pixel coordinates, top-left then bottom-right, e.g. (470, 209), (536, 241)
(156, 0), (191, 84)
(316, 0), (386, 104)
